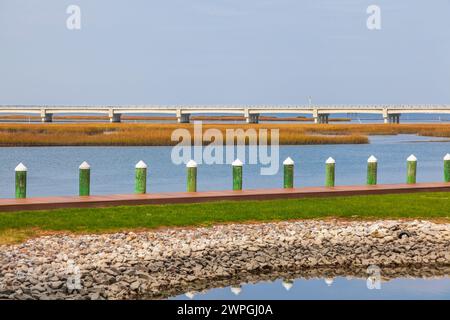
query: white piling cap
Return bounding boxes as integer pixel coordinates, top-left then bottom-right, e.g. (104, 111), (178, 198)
(232, 159), (243, 166)
(283, 157), (294, 165)
(326, 157), (335, 164)
(79, 161), (90, 170)
(135, 160), (147, 169)
(324, 278), (334, 286)
(367, 155), (377, 163)
(282, 280), (293, 291)
(15, 163), (27, 172)
(230, 286), (242, 295)
(185, 292), (195, 299)
(407, 154), (417, 162)
(186, 160), (197, 168)
(444, 153), (450, 161)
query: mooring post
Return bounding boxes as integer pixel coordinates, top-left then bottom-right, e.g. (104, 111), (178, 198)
(15, 163), (27, 199)
(283, 157), (294, 188)
(406, 154), (417, 184)
(444, 154), (450, 183)
(325, 157), (335, 187)
(79, 161), (91, 196)
(232, 159), (243, 191)
(186, 160), (197, 192)
(135, 160), (147, 194)
(367, 155), (378, 185)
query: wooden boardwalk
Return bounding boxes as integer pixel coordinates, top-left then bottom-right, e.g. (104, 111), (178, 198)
(0, 182), (449, 212)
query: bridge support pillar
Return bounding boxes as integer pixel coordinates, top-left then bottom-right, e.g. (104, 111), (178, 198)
(385, 114), (400, 124)
(40, 110), (53, 123)
(315, 114), (329, 124)
(110, 113), (121, 123)
(177, 113), (190, 123)
(108, 109), (121, 123)
(246, 113), (259, 124)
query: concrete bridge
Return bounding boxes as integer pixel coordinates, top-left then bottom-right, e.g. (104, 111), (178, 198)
(0, 105), (449, 124)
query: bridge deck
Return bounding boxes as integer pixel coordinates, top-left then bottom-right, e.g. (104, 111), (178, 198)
(0, 182), (449, 212)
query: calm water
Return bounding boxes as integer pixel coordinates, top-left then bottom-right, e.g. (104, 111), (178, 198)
(0, 135), (449, 198)
(171, 276), (450, 300)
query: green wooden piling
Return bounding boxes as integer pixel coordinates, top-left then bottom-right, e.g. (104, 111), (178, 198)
(367, 155), (378, 185)
(444, 154), (450, 183)
(79, 161), (90, 196)
(15, 163), (27, 199)
(232, 159), (243, 191)
(325, 157), (335, 187)
(406, 154), (417, 184)
(186, 160), (197, 192)
(283, 157), (294, 188)
(135, 160), (147, 194)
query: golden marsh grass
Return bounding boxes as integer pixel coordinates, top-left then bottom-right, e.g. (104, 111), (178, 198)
(0, 123), (449, 146)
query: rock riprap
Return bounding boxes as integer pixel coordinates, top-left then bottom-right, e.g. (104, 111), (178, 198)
(0, 220), (449, 299)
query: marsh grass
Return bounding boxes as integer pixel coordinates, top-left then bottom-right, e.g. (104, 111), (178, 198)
(0, 123), (370, 146)
(0, 123), (449, 146)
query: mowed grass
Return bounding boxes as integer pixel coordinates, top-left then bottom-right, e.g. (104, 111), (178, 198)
(0, 192), (449, 244)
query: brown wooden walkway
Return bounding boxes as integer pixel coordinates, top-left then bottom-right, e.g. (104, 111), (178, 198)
(0, 182), (449, 212)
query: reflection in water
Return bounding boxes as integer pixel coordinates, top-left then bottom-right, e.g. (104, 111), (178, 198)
(230, 286), (242, 296)
(324, 278), (334, 286)
(282, 280), (293, 291)
(169, 266), (450, 300)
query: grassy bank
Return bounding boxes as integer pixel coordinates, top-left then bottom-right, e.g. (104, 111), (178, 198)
(0, 123), (369, 146)
(0, 192), (449, 244)
(1, 123), (450, 146)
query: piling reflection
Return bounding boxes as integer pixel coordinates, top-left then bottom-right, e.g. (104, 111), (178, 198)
(151, 265), (450, 300)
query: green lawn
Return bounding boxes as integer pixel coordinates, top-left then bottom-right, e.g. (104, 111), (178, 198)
(1, 192), (449, 244)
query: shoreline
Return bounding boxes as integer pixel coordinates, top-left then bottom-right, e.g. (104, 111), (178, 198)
(1, 192), (450, 245)
(1, 219), (449, 300)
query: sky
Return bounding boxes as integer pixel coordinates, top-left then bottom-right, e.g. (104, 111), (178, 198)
(0, 0), (449, 106)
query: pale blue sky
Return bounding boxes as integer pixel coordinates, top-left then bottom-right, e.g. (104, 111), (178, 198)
(0, 0), (449, 105)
